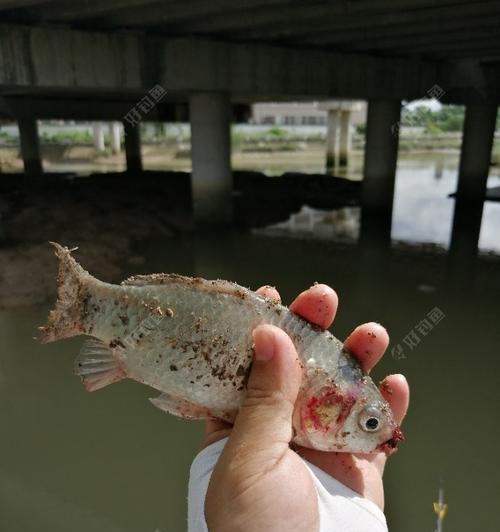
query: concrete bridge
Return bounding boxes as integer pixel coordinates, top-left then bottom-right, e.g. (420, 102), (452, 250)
(0, 0), (499, 282)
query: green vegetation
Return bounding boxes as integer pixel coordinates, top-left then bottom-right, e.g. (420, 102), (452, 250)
(1, 107), (497, 157)
(267, 126), (288, 138)
(401, 105), (465, 133)
(141, 124), (191, 143)
(230, 126), (330, 153)
(491, 139), (500, 166)
(0, 131), (16, 144)
(39, 130), (93, 144)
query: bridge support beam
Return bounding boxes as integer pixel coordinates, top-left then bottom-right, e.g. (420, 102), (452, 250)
(358, 99), (401, 292)
(189, 92), (232, 225)
(109, 122), (121, 154)
(325, 109), (339, 172)
(447, 102), (498, 289)
(92, 122), (105, 152)
(339, 109), (352, 168)
(123, 121), (143, 173)
(18, 118), (42, 176)
(361, 99), (401, 234)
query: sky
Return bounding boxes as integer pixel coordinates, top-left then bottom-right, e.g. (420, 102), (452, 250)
(405, 98), (443, 111)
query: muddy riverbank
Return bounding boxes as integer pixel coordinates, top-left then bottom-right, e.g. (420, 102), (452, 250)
(0, 170), (362, 307)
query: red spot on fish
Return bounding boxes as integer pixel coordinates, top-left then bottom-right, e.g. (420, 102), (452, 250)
(303, 387), (357, 433)
(305, 396), (322, 430)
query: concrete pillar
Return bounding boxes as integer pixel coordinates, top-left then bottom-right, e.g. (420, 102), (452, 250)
(123, 121), (143, 173)
(358, 100), (401, 290)
(18, 119), (42, 176)
(447, 102), (498, 290)
(92, 122), (105, 152)
(109, 122), (121, 154)
(453, 103), (497, 201)
(325, 109), (339, 172)
(339, 110), (352, 167)
(361, 99), (402, 220)
(0, 212), (5, 242)
(189, 92), (232, 225)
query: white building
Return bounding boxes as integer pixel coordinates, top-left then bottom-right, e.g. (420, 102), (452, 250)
(252, 101), (367, 127)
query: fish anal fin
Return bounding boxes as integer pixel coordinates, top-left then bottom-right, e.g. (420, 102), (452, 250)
(150, 393), (236, 423)
(149, 393), (212, 420)
(75, 338), (126, 392)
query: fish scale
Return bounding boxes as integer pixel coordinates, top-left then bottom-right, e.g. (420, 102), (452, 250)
(39, 242), (403, 453)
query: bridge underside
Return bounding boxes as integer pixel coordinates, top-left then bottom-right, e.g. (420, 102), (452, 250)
(0, 0), (498, 286)
(0, 0), (499, 106)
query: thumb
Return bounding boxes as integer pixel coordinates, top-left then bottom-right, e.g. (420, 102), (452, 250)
(223, 324), (302, 467)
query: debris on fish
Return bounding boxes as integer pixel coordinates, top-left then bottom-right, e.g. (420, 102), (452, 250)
(38, 242), (403, 453)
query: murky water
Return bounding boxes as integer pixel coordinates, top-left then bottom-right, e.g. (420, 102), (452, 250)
(259, 151), (500, 254)
(42, 149), (500, 253)
(2, 153), (500, 532)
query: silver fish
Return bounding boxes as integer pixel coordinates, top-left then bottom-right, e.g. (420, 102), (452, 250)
(39, 242), (403, 453)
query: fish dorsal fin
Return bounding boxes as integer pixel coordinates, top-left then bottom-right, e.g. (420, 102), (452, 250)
(121, 273), (251, 300)
(121, 273), (191, 287)
(74, 337), (125, 392)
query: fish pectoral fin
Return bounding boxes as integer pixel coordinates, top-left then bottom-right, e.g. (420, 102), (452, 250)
(149, 393), (211, 420)
(74, 337), (126, 392)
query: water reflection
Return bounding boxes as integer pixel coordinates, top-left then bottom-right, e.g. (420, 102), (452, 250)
(261, 205), (360, 241)
(258, 152), (500, 255)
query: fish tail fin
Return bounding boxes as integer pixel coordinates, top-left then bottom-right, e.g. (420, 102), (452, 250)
(38, 242), (91, 344)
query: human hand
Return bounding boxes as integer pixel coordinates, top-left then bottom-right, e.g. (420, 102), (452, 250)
(202, 284), (409, 532)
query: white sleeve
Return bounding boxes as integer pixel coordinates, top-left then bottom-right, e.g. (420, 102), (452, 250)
(188, 438), (388, 532)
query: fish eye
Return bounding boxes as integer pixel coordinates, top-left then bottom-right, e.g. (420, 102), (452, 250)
(359, 406), (382, 432)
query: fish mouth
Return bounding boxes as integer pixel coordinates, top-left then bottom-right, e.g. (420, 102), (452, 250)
(377, 426), (405, 455)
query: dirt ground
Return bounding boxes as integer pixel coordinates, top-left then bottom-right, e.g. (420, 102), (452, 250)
(0, 169), (362, 307)
(0, 172), (190, 307)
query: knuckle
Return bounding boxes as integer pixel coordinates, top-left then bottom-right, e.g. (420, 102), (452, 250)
(244, 387), (294, 413)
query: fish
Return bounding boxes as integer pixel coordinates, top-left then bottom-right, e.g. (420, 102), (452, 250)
(38, 242), (403, 454)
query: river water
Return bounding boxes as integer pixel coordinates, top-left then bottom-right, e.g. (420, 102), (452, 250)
(1, 151), (499, 531)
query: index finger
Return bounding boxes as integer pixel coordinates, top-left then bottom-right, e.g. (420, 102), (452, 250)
(344, 322), (389, 373)
(289, 284), (338, 330)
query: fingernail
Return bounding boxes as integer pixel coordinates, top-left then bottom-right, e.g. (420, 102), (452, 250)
(253, 327), (275, 361)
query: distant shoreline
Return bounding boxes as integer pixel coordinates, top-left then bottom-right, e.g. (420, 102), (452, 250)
(0, 135), (481, 176)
